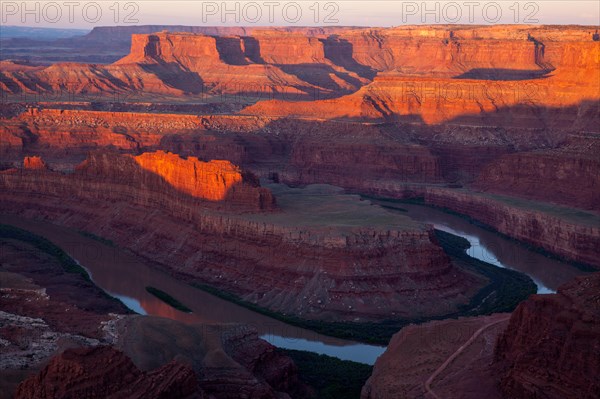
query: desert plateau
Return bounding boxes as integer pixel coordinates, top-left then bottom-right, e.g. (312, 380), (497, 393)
(1, 4), (599, 398)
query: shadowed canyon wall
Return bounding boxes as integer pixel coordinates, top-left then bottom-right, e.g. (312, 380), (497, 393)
(0, 153), (484, 322)
(2, 108), (599, 269)
(359, 272), (600, 399)
(494, 272), (600, 399)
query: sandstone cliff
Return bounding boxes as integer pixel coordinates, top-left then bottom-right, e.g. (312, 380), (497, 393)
(79, 150), (274, 206)
(0, 224), (306, 399)
(475, 134), (600, 212)
(0, 153), (484, 322)
(494, 272), (600, 399)
(31, 150), (274, 211)
(360, 184), (600, 269)
(23, 156), (47, 170)
(417, 188), (600, 269)
(4, 25), (598, 105)
(242, 26), (600, 124)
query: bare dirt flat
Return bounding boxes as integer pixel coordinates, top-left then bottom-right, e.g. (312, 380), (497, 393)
(244, 183), (424, 232)
(363, 313), (509, 399)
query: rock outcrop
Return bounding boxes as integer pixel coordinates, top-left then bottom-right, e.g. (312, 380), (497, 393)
(361, 314), (509, 399)
(0, 224), (305, 399)
(113, 317), (303, 399)
(361, 273), (600, 399)
(14, 346), (201, 399)
(4, 25), (598, 105)
(23, 156), (47, 170)
(475, 134), (600, 212)
(7, 150), (274, 211)
(494, 272), (600, 399)
(0, 153), (484, 322)
(80, 150), (275, 207)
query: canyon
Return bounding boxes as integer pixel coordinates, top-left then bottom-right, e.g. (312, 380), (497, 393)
(2, 107), (598, 269)
(0, 153), (487, 323)
(1, 22), (599, 399)
(0, 225), (306, 398)
(362, 271), (600, 399)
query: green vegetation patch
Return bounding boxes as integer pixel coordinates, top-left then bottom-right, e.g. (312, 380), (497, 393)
(367, 194), (598, 272)
(192, 228), (536, 345)
(0, 224), (91, 280)
(145, 286), (192, 313)
(0, 223), (130, 311)
(78, 230), (115, 247)
(192, 282), (405, 344)
(280, 349), (373, 399)
(434, 229), (537, 314)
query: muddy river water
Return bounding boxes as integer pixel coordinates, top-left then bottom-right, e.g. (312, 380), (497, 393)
(0, 201), (586, 365)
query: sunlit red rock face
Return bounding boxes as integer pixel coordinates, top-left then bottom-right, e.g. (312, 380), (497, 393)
(494, 272), (600, 399)
(78, 25), (354, 53)
(0, 151), (273, 215)
(1, 30), (368, 98)
(2, 108), (598, 270)
(23, 156), (47, 170)
(3, 25), (598, 103)
(0, 153), (484, 322)
(133, 151), (256, 203)
(0, 108), (203, 162)
(242, 25), (600, 123)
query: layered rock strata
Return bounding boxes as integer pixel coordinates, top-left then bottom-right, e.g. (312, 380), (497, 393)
(14, 346), (201, 399)
(0, 153), (483, 322)
(495, 272), (600, 399)
(358, 183), (600, 269)
(475, 134), (600, 212)
(360, 273), (600, 399)
(0, 224), (305, 399)
(3, 25), (598, 105)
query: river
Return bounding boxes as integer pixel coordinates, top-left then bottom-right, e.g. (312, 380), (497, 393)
(371, 200), (586, 294)
(0, 201), (586, 365)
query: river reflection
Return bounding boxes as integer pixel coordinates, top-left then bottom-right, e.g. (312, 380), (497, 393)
(0, 215), (385, 365)
(375, 202), (588, 294)
(1, 200), (586, 365)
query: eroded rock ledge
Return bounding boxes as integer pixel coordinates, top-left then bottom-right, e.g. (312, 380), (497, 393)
(360, 272), (600, 399)
(0, 223), (305, 399)
(0, 153), (483, 323)
(495, 272), (600, 398)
